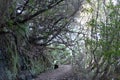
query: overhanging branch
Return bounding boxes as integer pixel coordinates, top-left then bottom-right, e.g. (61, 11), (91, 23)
(15, 0), (64, 24)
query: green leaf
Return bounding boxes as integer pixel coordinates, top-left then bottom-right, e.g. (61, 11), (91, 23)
(86, 0), (91, 3)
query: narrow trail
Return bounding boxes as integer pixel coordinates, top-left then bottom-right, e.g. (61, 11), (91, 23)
(35, 65), (74, 80)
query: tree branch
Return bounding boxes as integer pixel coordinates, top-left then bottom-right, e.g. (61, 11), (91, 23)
(15, 0), (64, 24)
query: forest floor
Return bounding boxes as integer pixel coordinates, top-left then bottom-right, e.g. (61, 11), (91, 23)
(34, 65), (75, 80)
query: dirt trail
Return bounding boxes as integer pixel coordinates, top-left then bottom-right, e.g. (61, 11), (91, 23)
(35, 65), (74, 80)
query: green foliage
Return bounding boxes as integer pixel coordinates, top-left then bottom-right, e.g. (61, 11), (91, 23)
(6, 38), (19, 79)
(30, 60), (46, 75)
(0, 0), (82, 79)
(15, 24), (29, 37)
(50, 44), (72, 65)
(29, 0), (34, 4)
(86, 0), (91, 3)
(83, 7), (94, 13)
(83, 1), (120, 79)
(87, 19), (97, 27)
(86, 0), (120, 58)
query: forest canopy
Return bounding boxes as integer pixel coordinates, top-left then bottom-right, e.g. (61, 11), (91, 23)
(0, 0), (120, 80)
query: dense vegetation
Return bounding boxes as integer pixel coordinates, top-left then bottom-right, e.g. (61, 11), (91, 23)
(0, 0), (119, 80)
